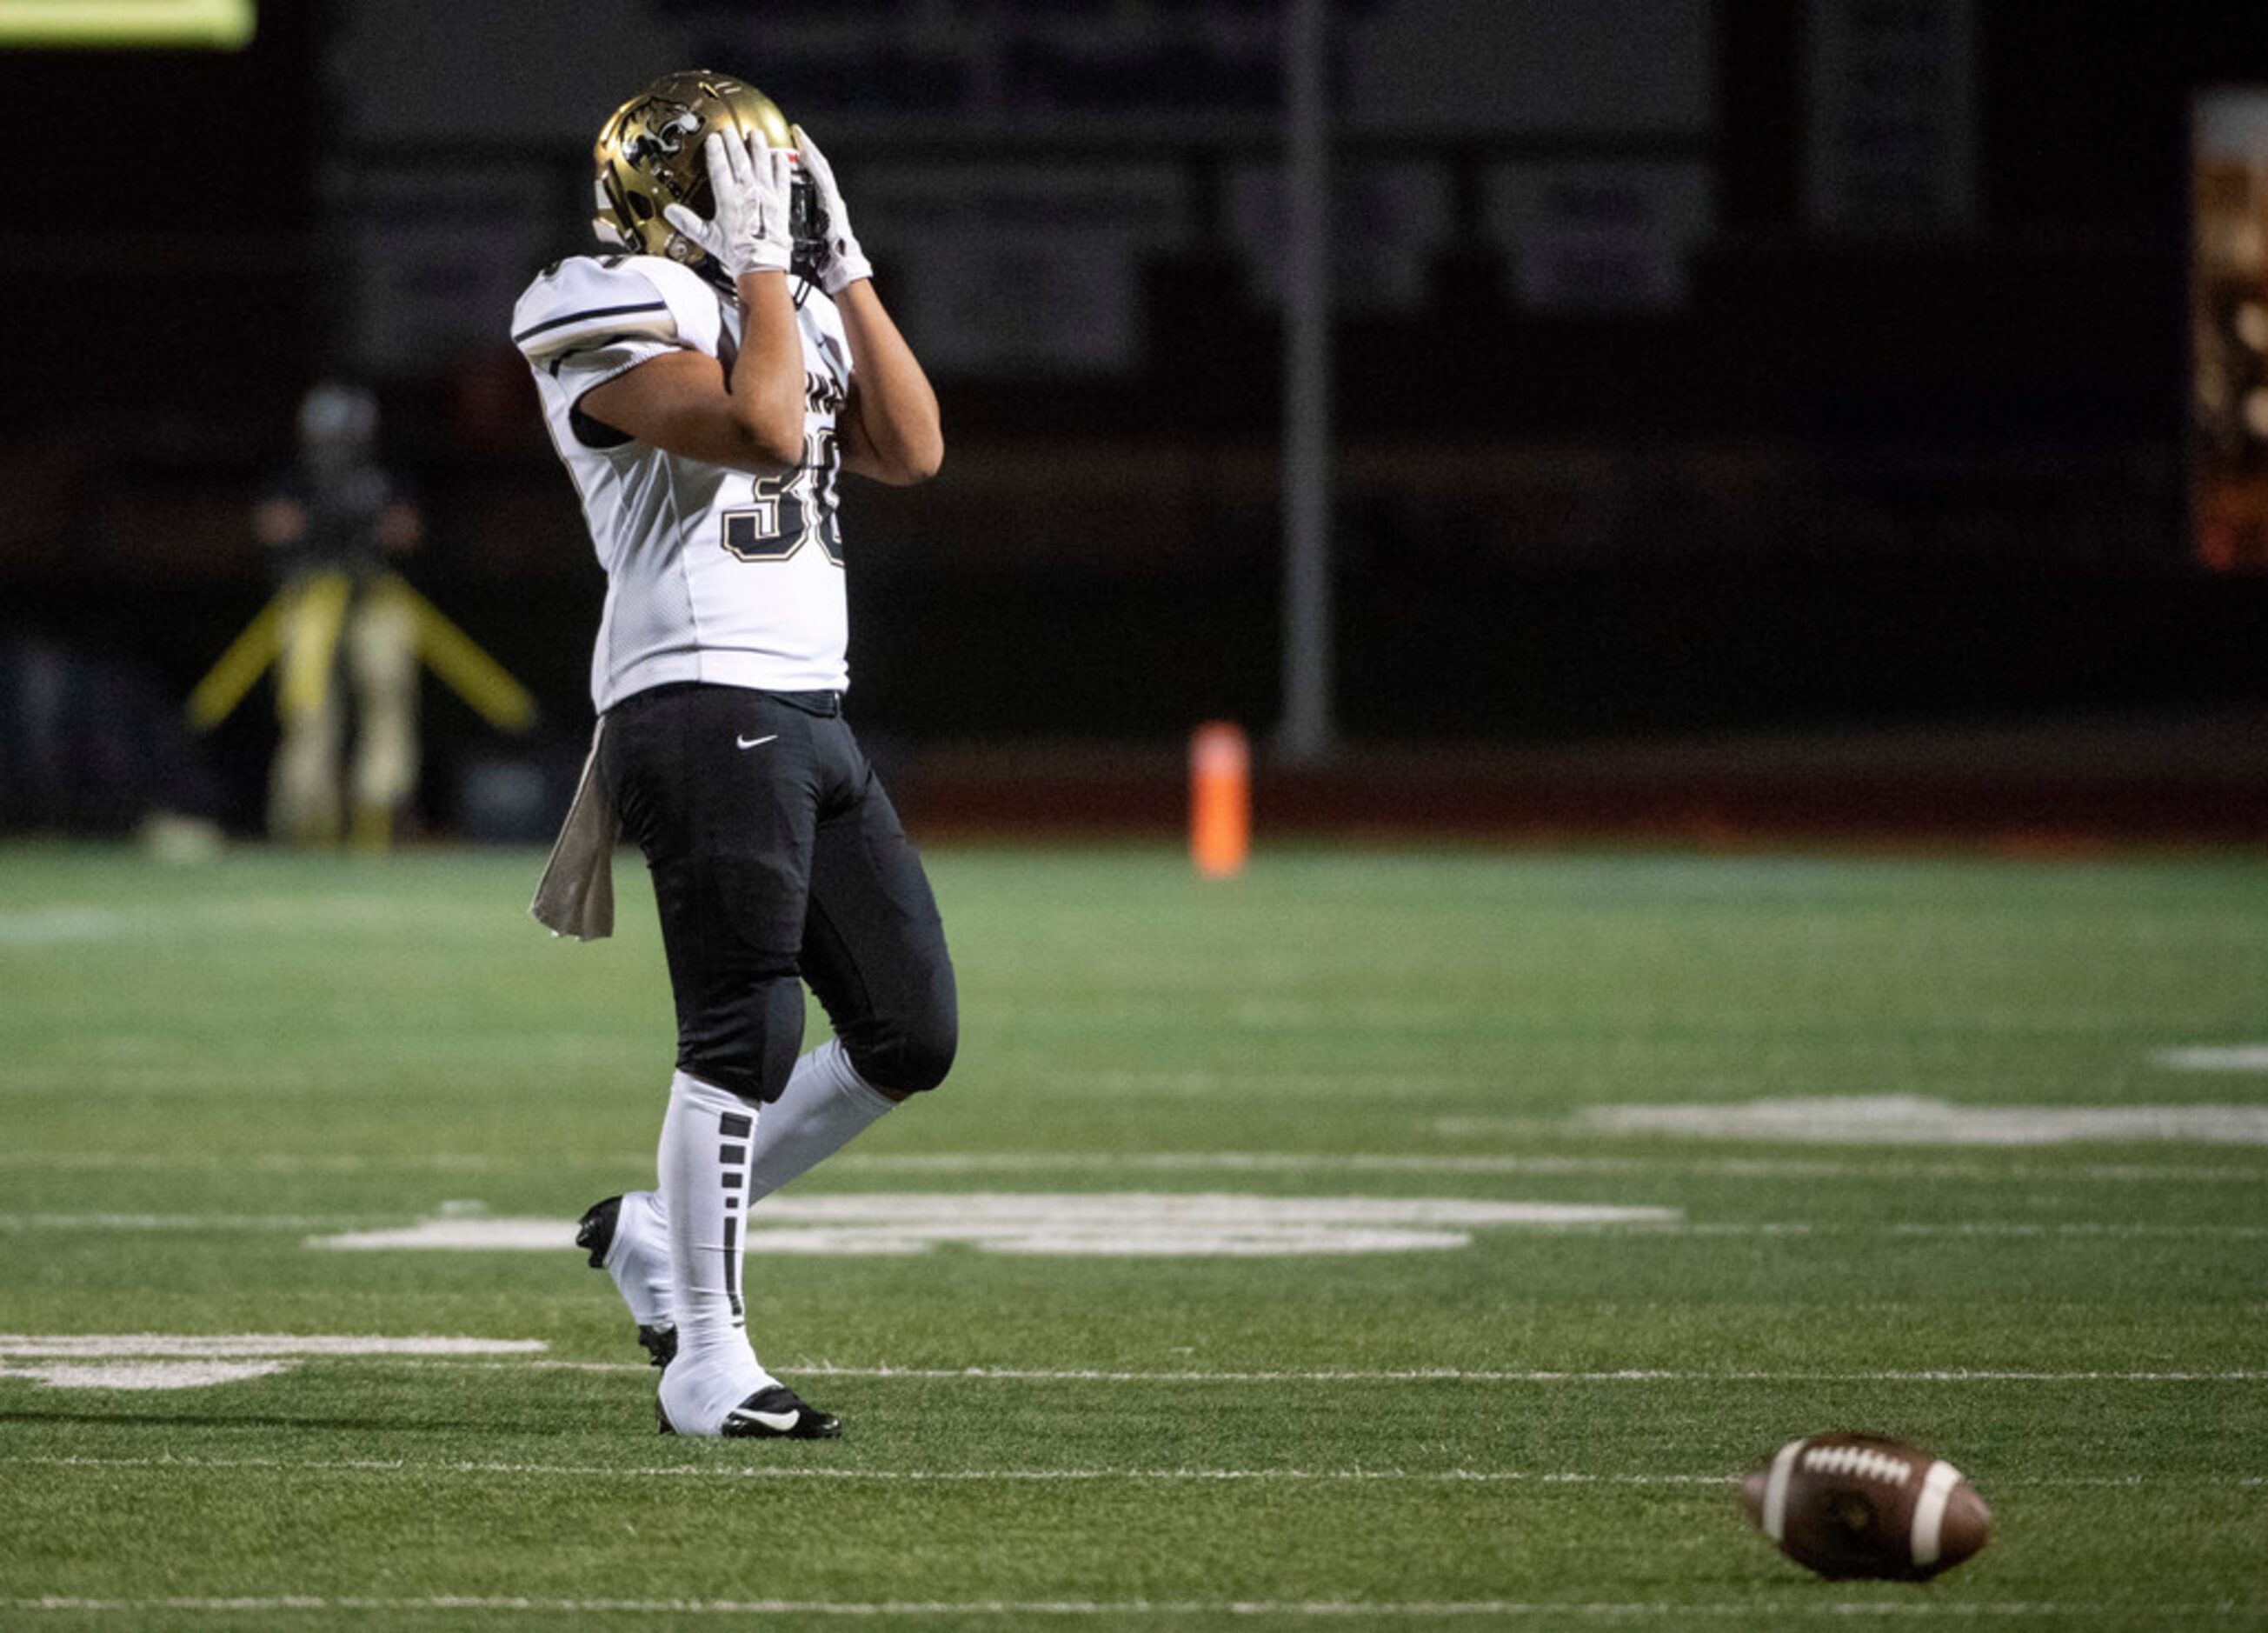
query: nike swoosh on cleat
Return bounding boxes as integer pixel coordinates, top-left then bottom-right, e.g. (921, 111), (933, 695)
(727, 1407), (802, 1433)
(735, 734), (779, 750)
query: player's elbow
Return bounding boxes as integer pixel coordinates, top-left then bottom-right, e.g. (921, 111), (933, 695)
(901, 437), (944, 484)
(881, 432), (944, 486)
(712, 431), (803, 475)
(733, 417), (807, 473)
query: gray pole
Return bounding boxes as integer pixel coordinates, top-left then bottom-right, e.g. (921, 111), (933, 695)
(1276, 0), (1335, 763)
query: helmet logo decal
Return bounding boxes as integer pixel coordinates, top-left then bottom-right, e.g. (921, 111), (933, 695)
(593, 71), (795, 281)
(627, 103), (701, 169)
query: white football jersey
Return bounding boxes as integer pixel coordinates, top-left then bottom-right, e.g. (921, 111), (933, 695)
(511, 254), (854, 712)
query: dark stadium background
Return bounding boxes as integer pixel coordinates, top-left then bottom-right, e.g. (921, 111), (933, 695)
(5, 0), (2267, 843)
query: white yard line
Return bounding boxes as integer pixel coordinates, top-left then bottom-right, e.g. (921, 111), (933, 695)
(0, 1146), (2258, 1182)
(304, 1196), (1686, 1259)
(0, 1361), (296, 1390)
(2155, 1045), (2268, 1071)
(857, 1150), (2268, 1183)
(7, 1455), (2255, 1490)
(5, 1455), (1728, 1485)
(1072, 1070), (1500, 1096)
(1574, 1096), (2268, 1147)
(0, 1336), (547, 1359)
(13, 1351), (2255, 1387)
(0, 1151), (496, 1171)
(7, 1213), (2263, 1241)
(3, 1596), (2259, 1619)
(0, 908), (129, 946)
(0, 1215), (396, 1231)
(786, 1364), (2268, 1385)
(1884, 1223), (2268, 1237)
(413, 1360), (2268, 1384)
(1685, 1222), (2268, 1237)
(1449, 1223), (2268, 1238)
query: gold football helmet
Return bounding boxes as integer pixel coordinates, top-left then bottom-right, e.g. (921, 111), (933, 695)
(592, 70), (821, 281)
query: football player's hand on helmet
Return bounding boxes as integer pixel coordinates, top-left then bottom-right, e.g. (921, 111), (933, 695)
(663, 132), (795, 280)
(791, 123), (873, 295)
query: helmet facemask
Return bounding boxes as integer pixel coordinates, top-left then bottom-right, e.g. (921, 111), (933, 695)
(788, 170), (828, 285)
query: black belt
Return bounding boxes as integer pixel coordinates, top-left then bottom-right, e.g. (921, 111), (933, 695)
(767, 690), (844, 717)
(613, 681), (844, 719)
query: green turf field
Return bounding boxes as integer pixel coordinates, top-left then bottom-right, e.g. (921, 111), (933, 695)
(0, 840), (2262, 1630)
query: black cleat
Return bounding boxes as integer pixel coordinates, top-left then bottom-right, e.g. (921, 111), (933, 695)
(575, 1195), (622, 1268)
(576, 1194), (677, 1371)
(655, 1383), (842, 1439)
(722, 1383), (841, 1439)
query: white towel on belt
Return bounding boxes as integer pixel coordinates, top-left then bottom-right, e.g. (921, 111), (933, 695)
(529, 718), (620, 941)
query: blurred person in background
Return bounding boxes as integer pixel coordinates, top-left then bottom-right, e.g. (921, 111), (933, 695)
(516, 71), (956, 1439)
(251, 381), (423, 848)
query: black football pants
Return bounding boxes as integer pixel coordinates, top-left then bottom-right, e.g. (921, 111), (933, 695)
(600, 682), (957, 1104)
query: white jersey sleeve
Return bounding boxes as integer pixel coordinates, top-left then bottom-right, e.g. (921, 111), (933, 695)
(511, 255), (723, 423)
(513, 255), (855, 711)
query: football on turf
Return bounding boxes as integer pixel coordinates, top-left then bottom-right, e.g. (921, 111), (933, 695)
(1741, 1432), (1991, 1580)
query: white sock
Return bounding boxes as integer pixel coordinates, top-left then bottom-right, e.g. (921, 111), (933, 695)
(600, 1190), (672, 1330)
(654, 1070), (777, 1432)
(611, 1043), (894, 1306)
(746, 1037), (899, 1202)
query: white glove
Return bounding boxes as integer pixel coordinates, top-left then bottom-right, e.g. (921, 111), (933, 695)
(792, 123), (872, 295)
(662, 131), (794, 280)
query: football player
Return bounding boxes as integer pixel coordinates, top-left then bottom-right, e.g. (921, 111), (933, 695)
(513, 71), (956, 1438)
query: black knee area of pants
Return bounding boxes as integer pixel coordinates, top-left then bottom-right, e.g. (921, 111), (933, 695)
(677, 973), (808, 1103)
(841, 1002), (957, 1096)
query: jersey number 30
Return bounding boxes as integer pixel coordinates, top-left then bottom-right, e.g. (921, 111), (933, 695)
(721, 428), (843, 567)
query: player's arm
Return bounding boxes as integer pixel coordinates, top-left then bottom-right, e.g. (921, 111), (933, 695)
(573, 133), (806, 472)
(834, 283), (942, 486)
(793, 124), (942, 486)
(577, 268), (806, 474)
